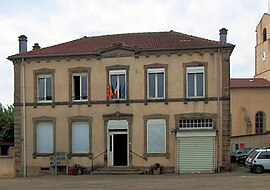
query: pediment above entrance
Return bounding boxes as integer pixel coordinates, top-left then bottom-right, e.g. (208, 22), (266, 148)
(103, 111), (133, 124)
(95, 41), (140, 58)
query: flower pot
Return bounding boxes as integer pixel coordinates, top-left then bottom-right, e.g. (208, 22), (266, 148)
(153, 168), (160, 175)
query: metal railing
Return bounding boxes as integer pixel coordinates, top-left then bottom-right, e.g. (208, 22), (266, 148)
(91, 149), (107, 171)
(130, 150), (148, 161)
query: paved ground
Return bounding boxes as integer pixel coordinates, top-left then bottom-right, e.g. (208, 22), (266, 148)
(1, 165), (270, 190)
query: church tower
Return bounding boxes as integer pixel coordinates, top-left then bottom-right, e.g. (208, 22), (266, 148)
(255, 13), (270, 79)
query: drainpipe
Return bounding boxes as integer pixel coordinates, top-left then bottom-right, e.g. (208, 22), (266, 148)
(18, 35), (27, 177)
(217, 48), (222, 172)
(21, 57), (27, 177)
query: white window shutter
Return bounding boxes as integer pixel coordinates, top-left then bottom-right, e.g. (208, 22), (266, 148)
(147, 119), (166, 153)
(36, 123), (53, 153)
(72, 122), (89, 153)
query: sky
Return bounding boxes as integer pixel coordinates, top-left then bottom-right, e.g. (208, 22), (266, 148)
(0, 0), (268, 106)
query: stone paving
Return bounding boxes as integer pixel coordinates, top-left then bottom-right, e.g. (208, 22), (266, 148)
(1, 165), (270, 190)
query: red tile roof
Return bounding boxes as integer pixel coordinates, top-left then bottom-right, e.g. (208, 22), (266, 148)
(8, 31), (234, 59)
(230, 78), (270, 88)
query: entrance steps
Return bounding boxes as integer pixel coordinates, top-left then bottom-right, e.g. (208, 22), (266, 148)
(91, 167), (143, 175)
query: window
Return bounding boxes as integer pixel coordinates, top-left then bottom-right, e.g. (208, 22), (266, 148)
(72, 73), (88, 101)
(109, 70), (126, 100)
(147, 119), (166, 153)
(257, 152), (270, 159)
(33, 68), (55, 106)
(256, 112), (264, 134)
(147, 68), (165, 99)
(36, 122), (53, 154)
(263, 28), (267, 42)
(37, 75), (52, 102)
(72, 122), (89, 153)
(186, 67), (205, 98)
(179, 118), (213, 129)
(68, 116), (92, 157)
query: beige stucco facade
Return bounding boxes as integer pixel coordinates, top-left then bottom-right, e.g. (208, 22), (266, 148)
(231, 88), (270, 136)
(10, 34), (233, 176)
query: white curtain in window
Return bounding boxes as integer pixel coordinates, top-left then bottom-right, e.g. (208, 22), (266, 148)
(72, 122), (89, 153)
(147, 119), (166, 153)
(36, 123), (53, 153)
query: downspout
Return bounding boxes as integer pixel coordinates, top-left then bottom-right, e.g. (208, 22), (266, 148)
(217, 48), (222, 172)
(21, 57), (27, 177)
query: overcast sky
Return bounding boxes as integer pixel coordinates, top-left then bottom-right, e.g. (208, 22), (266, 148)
(0, 0), (268, 106)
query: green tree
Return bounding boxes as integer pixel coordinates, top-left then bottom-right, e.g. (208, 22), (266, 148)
(0, 104), (14, 142)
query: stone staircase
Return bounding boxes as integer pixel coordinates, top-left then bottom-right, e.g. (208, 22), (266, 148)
(91, 167), (143, 175)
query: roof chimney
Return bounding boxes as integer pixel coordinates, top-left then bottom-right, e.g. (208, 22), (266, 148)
(32, 43), (41, 51)
(219, 28), (228, 43)
(18, 35), (27, 53)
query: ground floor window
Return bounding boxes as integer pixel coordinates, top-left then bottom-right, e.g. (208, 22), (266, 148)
(36, 122), (54, 154)
(147, 119), (166, 153)
(72, 122), (89, 153)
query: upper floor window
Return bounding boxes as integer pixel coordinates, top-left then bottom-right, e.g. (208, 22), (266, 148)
(72, 73), (88, 101)
(263, 28), (267, 42)
(108, 70), (126, 100)
(37, 74), (52, 102)
(256, 111), (265, 134)
(186, 67), (205, 98)
(147, 68), (165, 99)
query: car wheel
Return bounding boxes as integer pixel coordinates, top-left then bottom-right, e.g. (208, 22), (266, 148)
(253, 165), (264, 174)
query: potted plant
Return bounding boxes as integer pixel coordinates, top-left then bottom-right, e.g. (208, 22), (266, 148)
(153, 163), (160, 175)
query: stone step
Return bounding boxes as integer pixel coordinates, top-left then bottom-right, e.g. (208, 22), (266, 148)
(91, 167), (143, 175)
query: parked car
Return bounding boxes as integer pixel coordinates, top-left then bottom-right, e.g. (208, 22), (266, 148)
(230, 148), (252, 163)
(235, 148), (259, 164)
(245, 149), (270, 174)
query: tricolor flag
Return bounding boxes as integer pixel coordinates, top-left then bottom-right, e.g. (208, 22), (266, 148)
(114, 83), (118, 98)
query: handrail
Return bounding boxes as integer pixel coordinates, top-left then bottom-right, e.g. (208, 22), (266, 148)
(91, 149), (107, 171)
(130, 150), (148, 161)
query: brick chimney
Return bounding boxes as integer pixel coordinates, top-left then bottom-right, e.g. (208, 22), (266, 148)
(219, 28), (228, 43)
(32, 43), (41, 51)
(18, 35), (27, 53)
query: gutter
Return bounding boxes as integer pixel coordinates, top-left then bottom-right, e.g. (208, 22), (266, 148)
(7, 44), (235, 60)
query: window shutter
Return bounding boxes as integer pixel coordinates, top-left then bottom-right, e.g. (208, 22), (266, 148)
(147, 119), (166, 153)
(72, 122), (89, 153)
(36, 123), (53, 153)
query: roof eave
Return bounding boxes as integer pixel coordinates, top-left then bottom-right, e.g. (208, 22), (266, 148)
(8, 44), (235, 61)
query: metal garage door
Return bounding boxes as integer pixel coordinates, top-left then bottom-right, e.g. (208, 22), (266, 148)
(178, 136), (215, 173)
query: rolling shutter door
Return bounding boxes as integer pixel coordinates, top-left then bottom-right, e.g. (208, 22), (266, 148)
(178, 136), (215, 173)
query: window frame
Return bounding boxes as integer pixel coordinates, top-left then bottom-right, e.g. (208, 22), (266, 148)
(147, 68), (165, 99)
(109, 69), (127, 100)
(263, 28), (267, 42)
(32, 116), (56, 158)
(106, 65), (130, 103)
(71, 122), (90, 154)
(68, 67), (91, 106)
(143, 114), (169, 158)
(255, 111), (265, 134)
(33, 68), (55, 107)
(68, 116), (92, 158)
(174, 113), (217, 131)
(37, 74), (53, 103)
(72, 72), (88, 101)
(183, 62), (208, 100)
(144, 63), (168, 103)
(186, 66), (205, 98)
